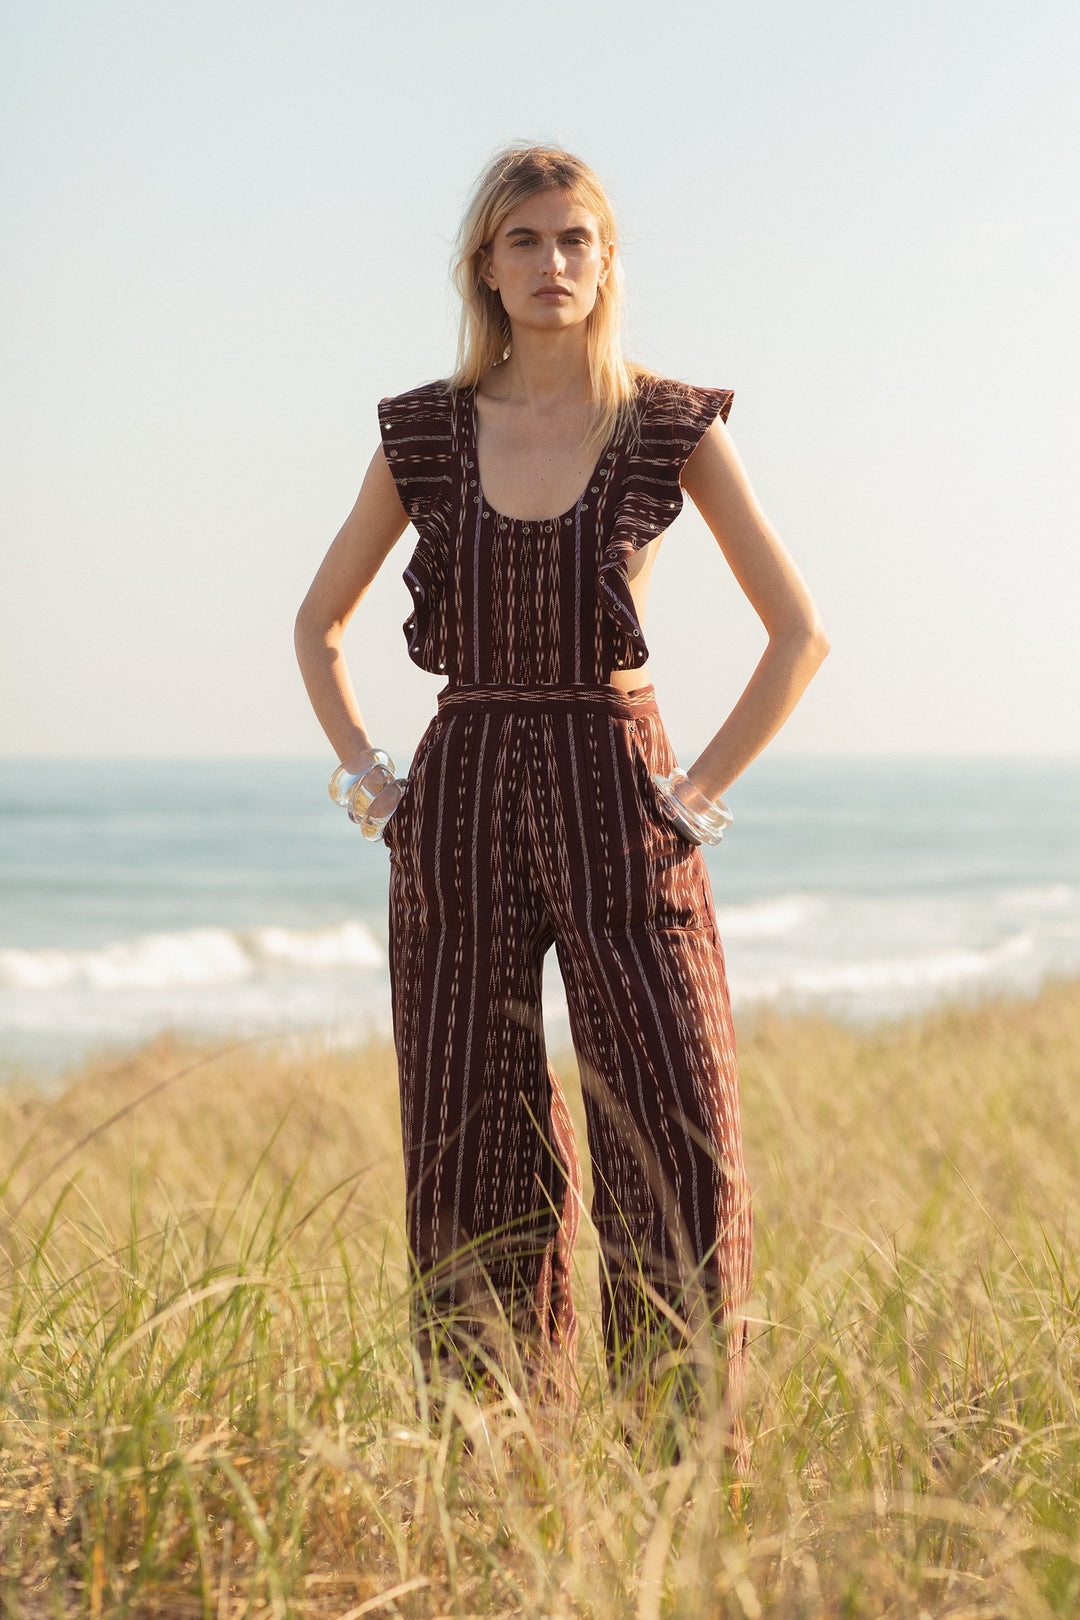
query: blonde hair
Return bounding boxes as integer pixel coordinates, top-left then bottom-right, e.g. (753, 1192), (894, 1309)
(449, 144), (642, 451)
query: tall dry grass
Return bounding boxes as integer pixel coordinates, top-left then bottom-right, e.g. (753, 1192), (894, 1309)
(2, 981), (1080, 1617)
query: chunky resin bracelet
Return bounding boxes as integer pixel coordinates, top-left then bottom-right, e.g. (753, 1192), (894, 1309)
(651, 768), (734, 846)
(328, 753), (404, 842)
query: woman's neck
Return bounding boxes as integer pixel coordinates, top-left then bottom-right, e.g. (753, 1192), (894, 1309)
(481, 325), (591, 408)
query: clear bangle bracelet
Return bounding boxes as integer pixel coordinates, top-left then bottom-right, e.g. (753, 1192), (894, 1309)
(328, 752), (394, 808)
(651, 768), (733, 846)
(328, 753), (403, 842)
(346, 764), (397, 823)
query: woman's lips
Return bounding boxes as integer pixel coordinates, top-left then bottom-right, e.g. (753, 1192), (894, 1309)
(534, 286), (572, 299)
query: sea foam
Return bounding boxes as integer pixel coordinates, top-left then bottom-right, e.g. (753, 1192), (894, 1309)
(716, 894), (819, 939)
(0, 921), (384, 994)
(730, 930), (1036, 1006)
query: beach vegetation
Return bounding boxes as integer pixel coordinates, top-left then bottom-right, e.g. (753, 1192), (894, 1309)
(2, 983), (1080, 1616)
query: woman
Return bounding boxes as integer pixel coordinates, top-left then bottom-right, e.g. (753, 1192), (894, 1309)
(295, 146), (828, 1451)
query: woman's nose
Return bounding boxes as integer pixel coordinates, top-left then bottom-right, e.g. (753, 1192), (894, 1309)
(541, 241), (566, 275)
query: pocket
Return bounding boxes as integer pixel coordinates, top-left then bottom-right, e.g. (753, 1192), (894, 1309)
(381, 782), (405, 853)
(626, 717), (698, 850)
(627, 716), (672, 815)
(384, 715), (447, 854)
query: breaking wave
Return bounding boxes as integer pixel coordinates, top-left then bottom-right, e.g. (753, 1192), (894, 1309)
(0, 921), (384, 994)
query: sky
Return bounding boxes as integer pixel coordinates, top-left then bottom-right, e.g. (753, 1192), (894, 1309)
(2, 0), (1078, 764)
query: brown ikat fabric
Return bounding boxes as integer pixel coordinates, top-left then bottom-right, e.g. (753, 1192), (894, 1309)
(378, 376), (751, 1438)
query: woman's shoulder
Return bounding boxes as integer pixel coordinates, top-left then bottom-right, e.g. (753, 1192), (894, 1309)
(377, 381), (460, 484)
(631, 369), (733, 428)
(378, 378), (460, 423)
(376, 380), (461, 527)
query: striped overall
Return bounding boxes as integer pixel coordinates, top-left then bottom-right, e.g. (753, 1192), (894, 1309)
(379, 376), (752, 1415)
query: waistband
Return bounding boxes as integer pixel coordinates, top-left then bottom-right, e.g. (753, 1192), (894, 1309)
(437, 682), (660, 719)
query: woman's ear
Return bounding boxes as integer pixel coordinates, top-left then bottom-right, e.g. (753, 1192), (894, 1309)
(480, 252), (498, 291)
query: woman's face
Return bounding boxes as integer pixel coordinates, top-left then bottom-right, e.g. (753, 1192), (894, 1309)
(480, 188), (613, 334)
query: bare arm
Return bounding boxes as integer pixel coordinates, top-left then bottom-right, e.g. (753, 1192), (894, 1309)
(294, 445), (410, 772)
(678, 418), (830, 800)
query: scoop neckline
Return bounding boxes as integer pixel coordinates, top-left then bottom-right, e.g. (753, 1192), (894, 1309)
(464, 389), (611, 526)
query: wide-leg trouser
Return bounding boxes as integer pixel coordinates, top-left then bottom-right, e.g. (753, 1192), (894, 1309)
(385, 682), (752, 1402)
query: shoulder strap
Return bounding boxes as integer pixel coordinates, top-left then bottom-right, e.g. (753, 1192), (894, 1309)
(377, 381), (455, 524)
(377, 382), (457, 674)
(638, 377), (733, 473)
(597, 377), (734, 672)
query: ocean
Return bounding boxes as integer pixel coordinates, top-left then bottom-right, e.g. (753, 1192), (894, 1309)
(1, 757), (1077, 1078)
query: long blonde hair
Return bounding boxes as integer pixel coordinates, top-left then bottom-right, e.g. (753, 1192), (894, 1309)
(449, 144), (642, 451)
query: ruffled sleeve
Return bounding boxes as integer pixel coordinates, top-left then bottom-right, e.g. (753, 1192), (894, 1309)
(598, 377), (733, 671)
(378, 382), (456, 673)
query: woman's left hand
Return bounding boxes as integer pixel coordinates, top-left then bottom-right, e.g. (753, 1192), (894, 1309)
(358, 777), (406, 842)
